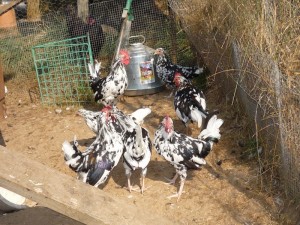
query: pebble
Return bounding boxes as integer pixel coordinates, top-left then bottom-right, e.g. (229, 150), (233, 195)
(55, 109), (62, 114)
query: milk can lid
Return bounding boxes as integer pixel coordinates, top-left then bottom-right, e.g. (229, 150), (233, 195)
(129, 35), (145, 46)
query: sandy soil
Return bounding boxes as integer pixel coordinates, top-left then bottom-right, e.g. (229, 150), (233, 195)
(0, 78), (285, 225)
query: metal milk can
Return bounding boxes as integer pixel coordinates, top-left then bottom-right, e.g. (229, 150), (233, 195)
(124, 35), (164, 96)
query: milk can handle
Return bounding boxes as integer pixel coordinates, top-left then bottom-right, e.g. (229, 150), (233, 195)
(129, 35), (146, 44)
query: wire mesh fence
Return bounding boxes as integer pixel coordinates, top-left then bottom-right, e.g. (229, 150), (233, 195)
(0, 0), (173, 76)
(0, 0), (177, 105)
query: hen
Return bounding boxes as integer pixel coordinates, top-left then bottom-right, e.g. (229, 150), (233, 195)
(86, 15), (105, 59)
(65, 4), (105, 59)
(152, 47), (207, 96)
(174, 73), (208, 130)
(88, 50), (130, 106)
(62, 106), (124, 187)
(154, 115), (223, 201)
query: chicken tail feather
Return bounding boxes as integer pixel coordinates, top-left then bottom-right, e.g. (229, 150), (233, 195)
(129, 107), (152, 125)
(62, 139), (83, 172)
(198, 115), (224, 142)
(88, 60), (102, 79)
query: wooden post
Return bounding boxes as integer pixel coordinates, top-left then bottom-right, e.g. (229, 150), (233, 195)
(0, 146), (176, 225)
(77, 0), (89, 23)
(27, 0), (41, 21)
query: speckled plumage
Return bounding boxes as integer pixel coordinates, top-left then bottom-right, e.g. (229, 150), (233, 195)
(152, 48), (206, 90)
(122, 124), (152, 193)
(174, 74), (208, 128)
(88, 51), (129, 106)
(75, 106), (152, 192)
(112, 108), (152, 193)
(77, 109), (101, 134)
(154, 115), (223, 201)
(154, 117), (211, 176)
(62, 106), (125, 187)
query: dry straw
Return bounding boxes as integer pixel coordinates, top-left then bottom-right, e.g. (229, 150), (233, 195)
(168, 0), (300, 202)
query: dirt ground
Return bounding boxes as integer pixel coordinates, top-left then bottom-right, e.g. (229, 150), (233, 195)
(0, 78), (291, 225)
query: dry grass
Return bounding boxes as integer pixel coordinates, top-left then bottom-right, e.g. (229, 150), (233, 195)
(168, 0), (300, 219)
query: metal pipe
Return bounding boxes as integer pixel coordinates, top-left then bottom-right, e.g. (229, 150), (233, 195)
(112, 0), (134, 64)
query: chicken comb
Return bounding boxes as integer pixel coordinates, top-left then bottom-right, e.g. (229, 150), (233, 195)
(173, 72), (182, 84)
(174, 72), (181, 78)
(164, 115), (173, 123)
(164, 115), (173, 131)
(119, 49), (129, 59)
(119, 49), (130, 65)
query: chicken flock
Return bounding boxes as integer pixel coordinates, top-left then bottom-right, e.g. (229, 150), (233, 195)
(62, 47), (224, 202)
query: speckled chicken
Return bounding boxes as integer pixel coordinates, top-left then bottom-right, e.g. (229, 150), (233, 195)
(174, 73), (208, 130)
(121, 113), (152, 193)
(152, 47), (207, 95)
(62, 106), (124, 187)
(154, 115), (223, 201)
(109, 107), (152, 193)
(88, 50), (130, 106)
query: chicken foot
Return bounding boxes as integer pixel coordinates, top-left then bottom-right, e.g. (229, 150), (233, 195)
(167, 178), (185, 202)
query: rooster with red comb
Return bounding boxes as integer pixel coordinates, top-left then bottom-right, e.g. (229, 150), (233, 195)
(88, 49), (130, 106)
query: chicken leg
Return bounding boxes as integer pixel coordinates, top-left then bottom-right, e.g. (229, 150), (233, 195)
(126, 171), (149, 193)
(164, 90), (175, 98)
(167, 177), (185, 202)
(140, 168), (152, 194)
(164, 173), (179, 185)
(125, 170), (139, 193)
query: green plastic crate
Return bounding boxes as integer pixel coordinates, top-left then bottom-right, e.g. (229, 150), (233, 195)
(32, 35), (94, 106)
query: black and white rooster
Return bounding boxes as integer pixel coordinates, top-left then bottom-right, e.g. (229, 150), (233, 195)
(154, 115), (223, 201)
(122, 124), (152, 193)
(88, 49), (130, 106)
(62, 105), (124, 187)
(152, 47), (207, 97)
(174, 73), (208, 130)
